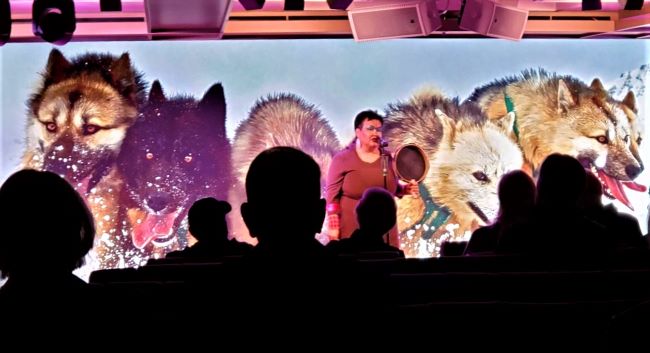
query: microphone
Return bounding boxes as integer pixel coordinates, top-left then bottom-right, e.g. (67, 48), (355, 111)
(379, 138), (389, 148)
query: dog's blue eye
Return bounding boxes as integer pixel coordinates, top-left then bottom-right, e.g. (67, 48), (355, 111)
(595, 135), (608, 144)
(45, 122), (57, 132)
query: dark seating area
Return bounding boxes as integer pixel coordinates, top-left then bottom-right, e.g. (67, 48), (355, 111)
(2, 135), (649, 351)
(86, 249), (650, 350)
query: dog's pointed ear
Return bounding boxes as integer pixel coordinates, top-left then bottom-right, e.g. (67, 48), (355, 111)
(109, 53), (138, 103)
(622, 91), (637, 113)
(148, 80), (166, 104)
(590, 78), (606, 93)
(44, 49), (72, 84)
(435, 109), (456, 149)
(198, 83), (226, 115)
(490, 112), (516, 136)
(199, 83), (227, 137)
(557, 79), (576, 112)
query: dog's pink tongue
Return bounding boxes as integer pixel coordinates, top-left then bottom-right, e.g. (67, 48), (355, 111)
(597, 169), (633, 211)
(622, 181), (647, 193)
(132, 213), (176, 249)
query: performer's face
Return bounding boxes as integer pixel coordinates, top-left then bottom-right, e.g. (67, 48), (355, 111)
(356, 118), (383, 149)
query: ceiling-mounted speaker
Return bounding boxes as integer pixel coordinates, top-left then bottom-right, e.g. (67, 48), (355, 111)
(348, 0), (441, 42)
(620, 0), (643, 10)
(284, 0), (304, 10)
(100, 0), (122, 12)
(582, 0), (602, 10)
(459, 0), (528, 41)
(240, 0), (265, 10)
(32, 0), (76, 45)
(0, 0), (10, 45)
(327, 0), (354, 10)
(144, 0), (233, 38)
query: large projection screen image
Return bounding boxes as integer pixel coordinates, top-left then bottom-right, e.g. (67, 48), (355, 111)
(1, 39), (647, 272)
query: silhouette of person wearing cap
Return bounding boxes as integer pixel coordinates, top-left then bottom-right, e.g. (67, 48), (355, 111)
(166, 198), (252, 261)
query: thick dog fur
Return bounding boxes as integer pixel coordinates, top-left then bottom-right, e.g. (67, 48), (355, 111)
(22, 49), (146, 269)
(468, 69), (644, 209)
(111, 81), (231, 268)
(230, 93), (340, 243)
(23, 49), (144, 183)
(384, 88), (523, 257)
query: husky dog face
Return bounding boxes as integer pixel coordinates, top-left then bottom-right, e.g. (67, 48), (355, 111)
(118, 81), (230, 251)
(470, 71), (646, 210)
(24, 49), (143, 192)
(384, 90), (524, 228)
(23, 49), (143, 193)
(553, 79), (644, 209)
(430, 110), (523, 226)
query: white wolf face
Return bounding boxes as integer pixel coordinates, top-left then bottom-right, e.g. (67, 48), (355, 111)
(429, 110), (524, 226)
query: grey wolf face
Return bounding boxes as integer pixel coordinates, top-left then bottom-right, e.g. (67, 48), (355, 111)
(430, 110), (523, 226)
(471, 72), (645, 210)
(384, 89), (523, 227)
(565, 80), (644, 209)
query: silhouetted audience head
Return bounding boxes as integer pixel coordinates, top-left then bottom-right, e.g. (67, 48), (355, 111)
(580, 172), (604, 210)
(356, 187), (396, 236)
(188, 197), (232, 243)
(536, 154), (586, 209)
(242, 146), (325, 246)
(0, 169), (94, 278)
(497, 170), (536, 222)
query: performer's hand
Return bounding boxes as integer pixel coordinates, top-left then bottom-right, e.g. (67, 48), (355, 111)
(327, 213), (340, 240)
(405, 179), (420, 198)
(326, 202), (340, 240)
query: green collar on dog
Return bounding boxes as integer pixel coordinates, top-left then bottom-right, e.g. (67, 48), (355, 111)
(504, 93), (520, 142)
(418, 184), (451, 240)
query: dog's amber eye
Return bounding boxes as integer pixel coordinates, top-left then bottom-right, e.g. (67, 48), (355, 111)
(146, 152), (154, 160)
(595, 135), (609, 144)
(184, 155), (192, 163)
(83, 124), (99, 135)
(45, 122), (57, 132)
(472, 171), (489, 182)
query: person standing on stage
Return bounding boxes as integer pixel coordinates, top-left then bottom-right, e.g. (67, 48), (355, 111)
(325, 110), (419, 246)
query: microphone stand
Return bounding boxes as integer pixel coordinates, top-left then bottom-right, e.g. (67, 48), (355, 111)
(380, 145), (390, 245)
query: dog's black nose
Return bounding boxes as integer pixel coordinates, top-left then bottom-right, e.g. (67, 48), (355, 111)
(147, 192), (171, 212)
(626, 164), (643, 180)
